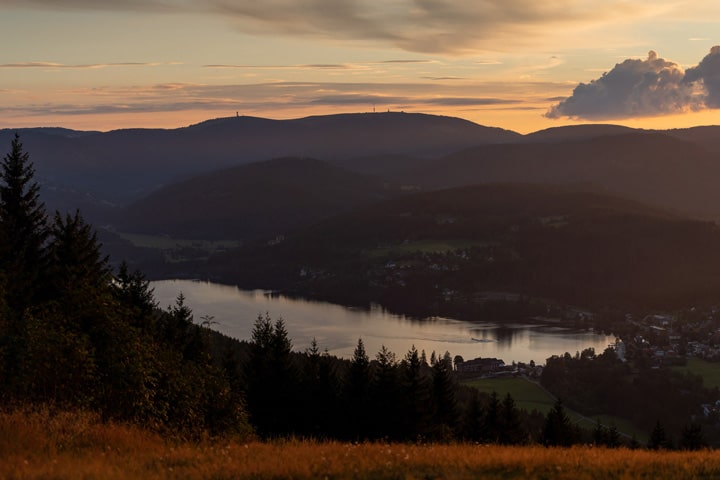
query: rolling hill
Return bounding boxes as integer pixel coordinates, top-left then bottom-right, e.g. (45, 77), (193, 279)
(117, 157), (402, 241)
(205, 184), (720, 311)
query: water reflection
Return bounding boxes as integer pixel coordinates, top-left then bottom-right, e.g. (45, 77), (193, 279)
(152, 279), (614, 365)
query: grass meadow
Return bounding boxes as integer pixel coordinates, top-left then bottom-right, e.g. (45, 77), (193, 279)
(3, 408), (720, 480)
(672, 357), (720, 389)
(462, 377), (646, 442)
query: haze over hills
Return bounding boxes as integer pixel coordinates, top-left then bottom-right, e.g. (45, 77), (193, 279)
(3, 111), (720, 241)
(0, 112), (519, 213)
(388, 132), (720, 221)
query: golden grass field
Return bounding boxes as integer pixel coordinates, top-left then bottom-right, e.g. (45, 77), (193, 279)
(2, 408), (720, 480)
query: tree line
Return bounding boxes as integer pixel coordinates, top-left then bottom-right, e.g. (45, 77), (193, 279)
(0, 135), (250, 437)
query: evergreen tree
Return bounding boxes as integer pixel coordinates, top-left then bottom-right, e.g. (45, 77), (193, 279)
(345, 338), (372, 439)
(44, 210), (111, 308)
(500, 393), (524, 444)
(483, 391), (502, 443)
(460, 391), (484, 442)
(0, 134), (48, 314)
(401, 345), (430, 439)
(372, 344), (401, 439)
(245, 314), (297, 437)
(605, 425), (622, 448)
(113, 261), (157, 328)
(592, 420), (607, 446)
(648, 419), (668, 450)
(431, 350), (458, 438)
(542, 399), (575, 446)
(680, 422), (705, 451)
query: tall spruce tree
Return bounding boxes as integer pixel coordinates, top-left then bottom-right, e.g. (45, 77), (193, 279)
(542, 399), (575, 446)
(431, 350), (458, 437)
(345, 338), (372, 439)
(0, 134), (48, 399)
(372, 345), (401, 438)
(45, 210), (111, 310)
(246, 314), (297, 436)
(0, 134), (47, 315)
(401, 345), (431, 438)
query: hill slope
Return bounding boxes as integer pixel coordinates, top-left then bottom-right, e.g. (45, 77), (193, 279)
(118, 157), (400, 240)
(207, 184), (720, 311)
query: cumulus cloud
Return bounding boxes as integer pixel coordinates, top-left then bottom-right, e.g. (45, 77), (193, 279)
(683, 46), (720, 108)
(545, 50), (715, 120)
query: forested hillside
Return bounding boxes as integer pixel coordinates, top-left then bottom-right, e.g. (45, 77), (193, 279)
(206, 184), (720, 312)
(0, 135), (251, 437)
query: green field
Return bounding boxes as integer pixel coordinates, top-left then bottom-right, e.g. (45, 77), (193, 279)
(118, 232), (240, 250)
(462, 377), (555, 415)
(671, 357), (720, 389)
(369, 239), (489, 257)
(462, 377), (645, 441)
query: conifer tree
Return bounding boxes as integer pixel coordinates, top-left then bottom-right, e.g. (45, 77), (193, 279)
(114, 261), (157, 327)
(500, 392), (524, 444)
(542, 399), (575, 446)
(45, 210), (111, 309)
(460, 391), (484, 441)
(0, 134), (47, 315)
(431, 350), (458, 436)
(483, 391), (502, 443)
(649, 419), (668, 450)
(401, 345), (431, 438)
(372, 345), (401, 438)
(345, 338), (372, 439)
(680, 422), (706, 451)
(246, 314), (296, 436)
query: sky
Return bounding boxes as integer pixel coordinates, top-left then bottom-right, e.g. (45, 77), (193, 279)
(1, 0), (720, 133)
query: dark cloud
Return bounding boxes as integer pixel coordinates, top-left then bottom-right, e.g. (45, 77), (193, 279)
(683, 46), (720, 108)
(546, 51), (700, 120)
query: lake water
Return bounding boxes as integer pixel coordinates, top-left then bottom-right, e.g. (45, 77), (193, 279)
(152, 279), (615, 365)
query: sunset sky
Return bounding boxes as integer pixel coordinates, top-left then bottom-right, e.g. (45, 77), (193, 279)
(2, 0), (720, 133)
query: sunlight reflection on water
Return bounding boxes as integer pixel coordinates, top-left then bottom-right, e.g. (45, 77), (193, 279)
(152, 279), (614, 365)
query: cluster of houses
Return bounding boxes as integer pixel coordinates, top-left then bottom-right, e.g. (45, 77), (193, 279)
(620, 311), (720, 366)
(454, 356), (544, 378)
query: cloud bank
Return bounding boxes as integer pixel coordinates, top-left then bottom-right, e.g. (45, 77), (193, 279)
(0, 0), (656, 54)
(547, 47), (720, 120)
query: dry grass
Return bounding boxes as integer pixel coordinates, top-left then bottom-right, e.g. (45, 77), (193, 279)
(2, 408), (720, 479)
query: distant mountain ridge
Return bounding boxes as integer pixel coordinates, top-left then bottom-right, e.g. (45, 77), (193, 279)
(0, 112), (520, 210)
(3, 112), (720, 230)
(381, 132), (720, 221)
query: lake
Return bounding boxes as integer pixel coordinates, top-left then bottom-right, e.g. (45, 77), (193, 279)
(152, 279), (615, 365)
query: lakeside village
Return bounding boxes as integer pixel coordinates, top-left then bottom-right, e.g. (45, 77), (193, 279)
(455, 304), (720, 413)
